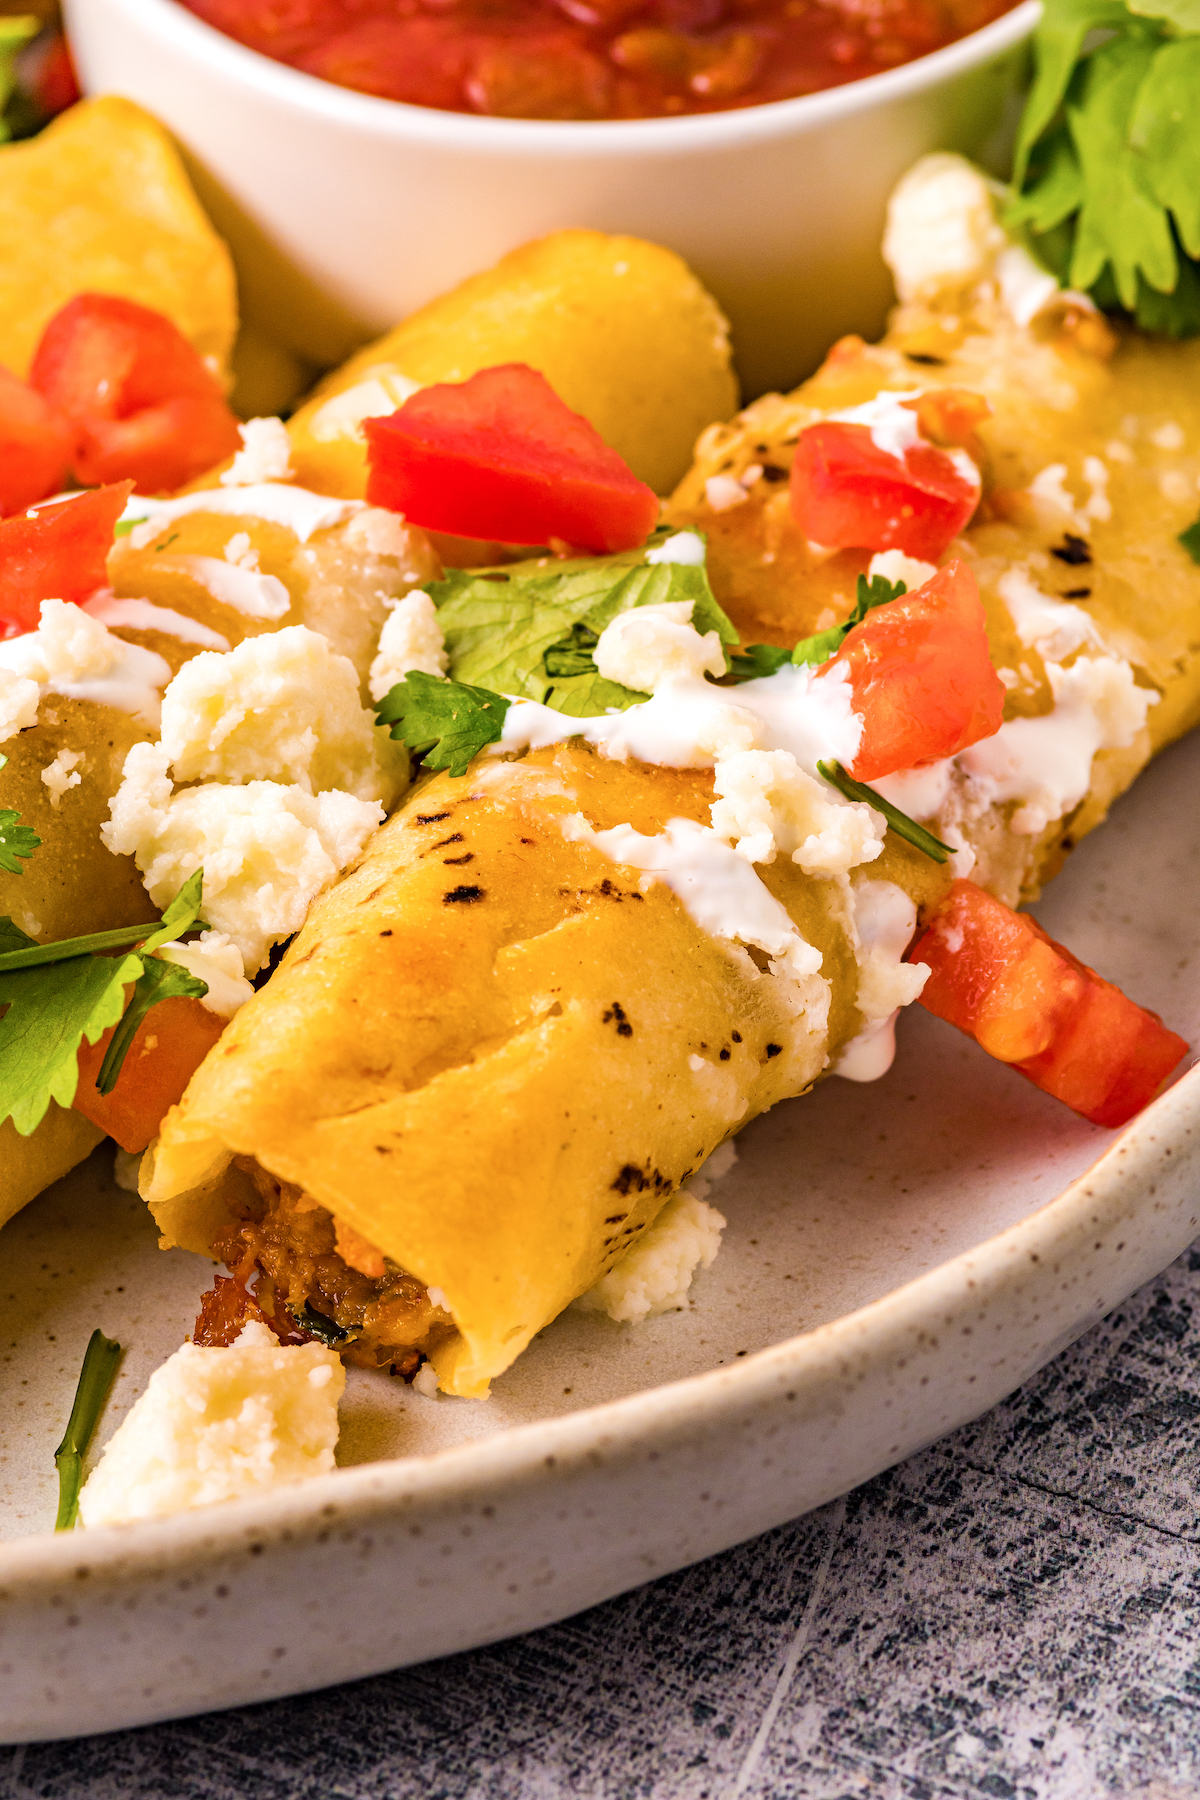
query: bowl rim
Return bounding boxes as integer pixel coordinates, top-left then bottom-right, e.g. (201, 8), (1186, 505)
(85, 0), (1040, 156)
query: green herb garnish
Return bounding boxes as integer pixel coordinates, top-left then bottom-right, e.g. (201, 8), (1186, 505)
(1179, 513), (1200, 561)
(429, 534), (735, 720)
(1010, 0), (1200, 336)
(817, 760), (954, 864)
(377, 672), (511, 778)
(0, 872), (208, 1134)
(730, 573), (908, 681)
(54, 1329), (122, 1531)
(290, 1303), (352, 1347)
(0, 16), (39, 145)
(0, 752), (40, 875)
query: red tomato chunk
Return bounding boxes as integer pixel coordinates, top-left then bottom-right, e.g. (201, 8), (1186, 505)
(790, 419), (981, 562)
(365, 363), (660, 552)
(30, 294), (241, 495)
(820, 560), (1005, 781)
(181, 0), (1017, 120)
(911, 880), (1188, 1129)
(73, 992), (227, 1154)
(0, 366), (73, 518)
(0, 482), (132, 636)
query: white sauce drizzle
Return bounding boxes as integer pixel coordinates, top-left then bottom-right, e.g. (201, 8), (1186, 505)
(835, 881), (929, 1083)
(85, 595), (231, 652)
(560, 813), (822, 978)
(122, 484), (364, 545)
(162, 556), (292, 622)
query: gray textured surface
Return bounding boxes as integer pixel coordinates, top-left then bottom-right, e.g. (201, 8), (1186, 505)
(9, 1243), (1200, 1798)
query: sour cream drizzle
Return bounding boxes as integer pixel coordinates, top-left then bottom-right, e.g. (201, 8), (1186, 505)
(122, 485), (365, 544)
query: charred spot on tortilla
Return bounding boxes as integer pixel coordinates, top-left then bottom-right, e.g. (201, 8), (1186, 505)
(905, 352), (947, 366)
(416, 811), (453, 825)
(759, 464), (790, 481)
(1051, 534), (1092, 566)
(443, 885), (485, 903)
(765, 1043), (783, 1058)
(432, 832), (464, 849)
(443, 852), (475, 865)
(719, 1047), (731, 1060)
(732, 1031), (743, 1043)
(611, 1162), (670, 1196)
(602, 1001), (634, 1037)
(1063, 587), (1092, 598)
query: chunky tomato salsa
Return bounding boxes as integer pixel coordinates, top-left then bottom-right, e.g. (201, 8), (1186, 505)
(181, 0), (1017, 120)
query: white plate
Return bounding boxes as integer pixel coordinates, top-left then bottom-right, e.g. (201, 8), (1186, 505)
(2, 729), (1198, 1743)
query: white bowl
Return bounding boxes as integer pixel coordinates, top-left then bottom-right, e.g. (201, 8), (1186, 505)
(64, 0), (1037, 397)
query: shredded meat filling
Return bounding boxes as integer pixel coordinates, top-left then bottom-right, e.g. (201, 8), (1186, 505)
(193, 1157), (451, 1372)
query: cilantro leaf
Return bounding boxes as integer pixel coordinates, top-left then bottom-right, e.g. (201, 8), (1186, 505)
(54, 1329), (122, 1532)
(791, 573), (908, 669)
(376, 671), (510, 778)
(1179, 513), (1200, 561)
(0, 951), (143, 1135)
(1129, 38), (1200, 258)
(97, 955), (208, 1096)
(1013, 0), (1133, 186)
(0, 752), (40, 876)
(0, 874), (211, 1133)
(430, 540), (737, 719)
(817, 761), (954, 864)
(728, 643), (794, 681)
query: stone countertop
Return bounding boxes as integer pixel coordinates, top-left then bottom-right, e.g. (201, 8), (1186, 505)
(9, 1242), (1200, 1800)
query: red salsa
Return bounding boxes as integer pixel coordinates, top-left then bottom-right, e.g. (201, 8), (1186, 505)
(181, 0), (1016, 121)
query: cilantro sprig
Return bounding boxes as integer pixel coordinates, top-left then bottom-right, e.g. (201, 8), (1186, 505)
(730, 574), (908, 681)
(0, 872), (209, 1134)
(377, 673), (510, 779)
(1010, 0), (1200, 335)
(54, 1329), (122, 1532)
(0, 753), (40, 875)
(818, 761), (954, 864)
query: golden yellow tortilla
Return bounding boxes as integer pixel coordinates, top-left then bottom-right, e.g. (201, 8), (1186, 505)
(0, 95), (237, 381)
(287, 231), (738, 500)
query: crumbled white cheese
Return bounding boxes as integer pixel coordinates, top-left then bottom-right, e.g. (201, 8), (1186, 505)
(78, 1322), (344, 1528)
(835, 880), (929, 1083)
(883, 154), (1008, 303)
(0, 600), (171, 727)
(1028, 464), (1087, 531)
(84, 594), (231, 653)
(343, 506), (421, 559)
(710, 748), (885, 876)
(994, 242), (1062, 327)
(1160, 469), (1193, 505)
(411, 1362), (440, 1399)
(961, 655), (1156, 835)
(103, 742), (384, 971)
(705, 473), (749, 512)
(830, 389), (923, 462)
(593, 601), (725, 692)
(998, 567), (1104, 663)
(868, 550), (937, 591)
(223, 532), (256, 568)
(0, 665), (39, 742)
(156, 930), (255, 1017)
(221, 417), (294, 487)
(368, 592), (448, 701)
(1151, 421), (1185, 451)
(40, 746), (83, 808)
(576, 1190), (726, 1323)
(644, 530), (706, 567)
(158, 626), (398, 802)
(1082, 455), (1111, 523)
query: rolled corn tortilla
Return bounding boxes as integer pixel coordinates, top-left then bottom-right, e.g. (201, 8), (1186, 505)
(143, 743), (948, 1397)
(286, 230), (738, 500)
(0, 494), (439, 1224)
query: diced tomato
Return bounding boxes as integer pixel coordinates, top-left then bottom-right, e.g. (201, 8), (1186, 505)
(820, 559), (1005, 781)
(364, 363), (660, 553)
(790, 418), (980, 560)
(911, 880), (1188, 1128)
(0, 364), (73, 517)
(0, 481), (132, 635)
(29, 294), (241, 494)
(73, 993), (227, 1154)
(26, 30), (82, 119)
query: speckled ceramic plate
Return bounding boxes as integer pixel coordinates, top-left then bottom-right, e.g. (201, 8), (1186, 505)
(3, 730), (1199, 1744)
